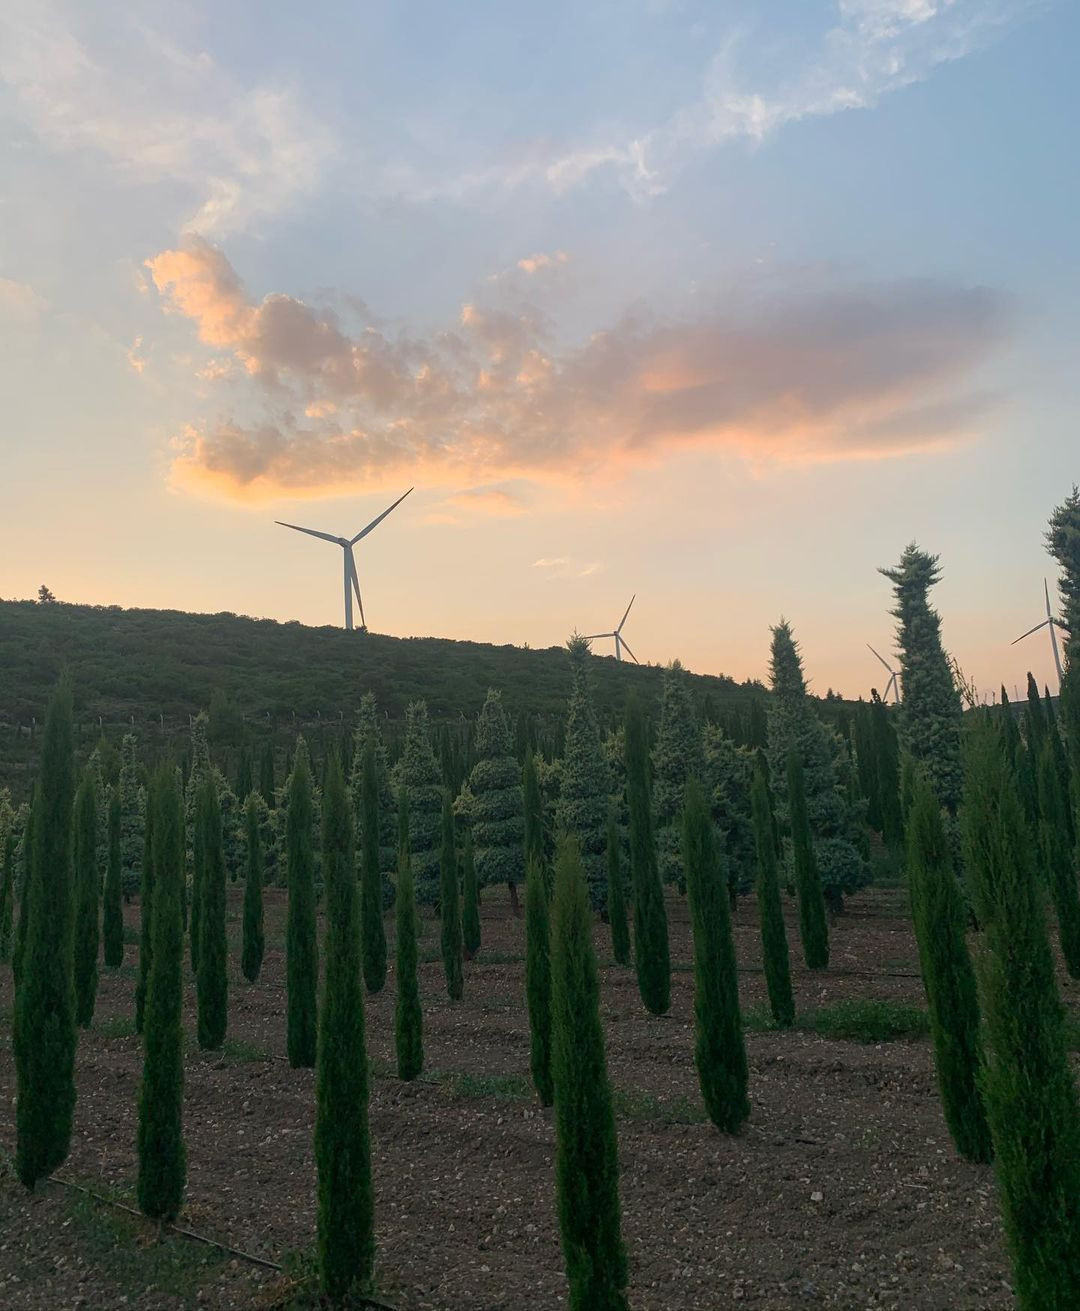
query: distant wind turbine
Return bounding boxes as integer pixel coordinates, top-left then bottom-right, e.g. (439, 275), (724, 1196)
(585, 595), (639, 662)
(867, 644), (900, 703)
(1011, 578), (1068, 688)
(276, 488), (413, 631)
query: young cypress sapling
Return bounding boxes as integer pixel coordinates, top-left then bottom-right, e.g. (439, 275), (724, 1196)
(72, 771), (100, 1028)
(624, 697), (670, 1015)
(605, 809), (631, 967)
(394, 788), (423, 1081)
(359, 738), (388, 993)
(286, 745), (318, 1068)
(0, 827), (15, 964)
(439, 793), (463, 1001)
(524, 854), (553, 1106)
(194, 778), (227, 1050)
(786, 749), (829, 970)
(241, 792), (265, 984)
(1036, 738), (1080, 978)
(103, 789), (124, 968)
(750, 765), (794, 1028)
(135, 780), (156, 1036)
(461, 828), (481, 960)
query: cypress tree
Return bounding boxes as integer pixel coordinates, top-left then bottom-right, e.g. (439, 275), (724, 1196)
(137, 767), (186, 1222)
(135, 782), (156, 1036)
(605, 809), (630, 966)
(555, 636), (612, 910)
(259, 740), (276, 808)
(463, 689), (525, 911)
(461, 829), (481, 960)
(349, 692), (397, 915)
(682, 778), (749, 1132)
(103, 789), (124, 968)
(750, 765), (794, 1028)
(241, 792), (265, 984)
(523, 749), (545, 871)
(15, 681), (77, 1188)
(870, 698), (904, 850)
(12, 796), (34, 988)
(359, 739), (388, 993)
(439, 793), (463, 1001)
(905, 773), (992, 1162)
(0, 825), (15, 964)
(525, 854), (553, 1106)
(1024, 672), (1047, 756)
(624, 697), (670, 1015)
(195, 778), (227, 1050)
(703, 726), (756, 904)
(286, 746), (318, 1068)
(960, 720), (1080, 1309)
(392, 701), (444, 907)
(652, 659), (705, 889)
(117, 734), (144, 902)
(787, 750), (829, 969)
(234, 746), (253, 806)
(72, 771), (100, 1028)
(189, 774), (205, 975)
(550, 834), (629, 1311)
(1036, 739), (1080, 978)
(394, 789), (423, 1081)
(315, 756), (374, 1301)
(1043, 690), (1075, 847)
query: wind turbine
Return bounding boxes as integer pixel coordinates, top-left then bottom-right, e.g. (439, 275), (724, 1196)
(867, 643), (900, 703)
(585, 595), (639, 663)
(1011, 578), (1067, 688)
(276, 488), (413, 632)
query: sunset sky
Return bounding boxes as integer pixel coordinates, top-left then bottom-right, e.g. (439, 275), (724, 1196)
(1, 0), (1076, 700)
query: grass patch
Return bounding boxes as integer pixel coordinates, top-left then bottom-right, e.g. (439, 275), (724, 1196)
(612, 1088), (706, 1125)
(222, 1038), (270, 1063)
(122, 923), (140, 945)
(93, 1014), (136, 1039)
(802, 998), (929, 1043)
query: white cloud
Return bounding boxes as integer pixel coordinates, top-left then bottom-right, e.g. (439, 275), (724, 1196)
(0, 277), (48, 319)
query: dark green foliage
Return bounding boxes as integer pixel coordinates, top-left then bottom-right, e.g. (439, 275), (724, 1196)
(1043, 690), (1074, 847)
(359, 739), (388, 994)
(1036, 739), (1080, 978)
(605, 810), (631, 967)
(103, 789), (123, 968)
(461, 829), (481, 959)
(233, 747), (253, 806)
(195, 779), (227, 1050)
(315, 756), (374, 1301)
(682, 778), (749, 1132)
(189, 775), (205, 976)
(392, 701), (444, 907)
(259, 740), (276, 808)
(15, 681), (77, 1188)
(652, 660), (705, 888)
(750, 765), (794, 1028)
(787, 750), (829, 970)
(439, 793), (463, 1001)
(137, 768), (186, 1222)
(394, 789), (423, 1081)
(1047, 486), (1080, 659)
(0, 824), (15, 964)
(523, 749), (545, 870)
(624, 697), (670, 1016)
(703, 725), (756, 899)
(12, 796), (34, 987)
(117, 734), (144, 901)
(549, 835), (629, 1311)
(905, 774), (992, 1163)
(555, 637), (612, 910)
(464, 689), (524, 897)
(241, 793), (265, 984)
(1024, 672), (1047, 757)
(525, 855), (553, 1106)
(350, 692), (397, 908)
(73, 772), (100, 1028)
(870, 698), (904, 849)
(286, 746), (318, 1068)
(135, 781), (156, 1036)
(960, 720), (1080, 1309)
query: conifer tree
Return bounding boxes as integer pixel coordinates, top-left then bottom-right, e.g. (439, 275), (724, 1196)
(315, 756), (374, 1301)
(525, 854), (553, 1106)
(787, 750), (829, 969)
(1036, 739), (1080, 978)
(1043, 689), (1074, 847)
(652, 660), (705, 889)
(394, 789), (423, 1081)
(704, 725), (756, 901)
(523, 749), (546, 873)
(682, 778), (749, 1132)
(550, 835), (629, 1311)
(103, 789), (124, 968)
(960, 720), (1080, 1309)
(605, 809), (631, 967)
(461, 829), (481, 959)
(870, 697), (904, 849)
(359, 738), (388, 993)
(189, 770), (206, 975)
(15, 681), (77, 1188)
(392, 701), (444, 906)
(117, 734), (143, 900)
(555, 636), (612, 910)
(72, 771), (100, 1028)
(135, 782), (156, 1036)
(286, 745), (318, 1068)
(241, 792), (265, 984)
(624, 697), (670, 1015)
(234, 746), (253, 806)
(462, 689), (525, 913)
(13, 796), (36, 988)
(750, 765), (794, 1028)
(259, 740), (276, 808)
(439, 793), (464, 1001)
(350, 692), (397, 908)
(195, 778), (227, 1050)
(0, 824), (15, 964)
(137, 767), (186, 1222)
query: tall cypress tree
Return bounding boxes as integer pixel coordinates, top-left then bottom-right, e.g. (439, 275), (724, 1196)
(259, 740), (276, 808)
(359, 739), (388, 994)
(15, 681), (77, 1188)
(1036, 739), (1080, 978)
(12, 797), (34, 987)
(703, 726), (756, 904)
(195, 778), (227, 1050)
(682, 778), (749, 1132)
(103, 789), (124, 968)
(624, 697), (670, 1015)
(905, 773), (992, 1162)
(117, 734), (144, 902)
(555, 636), (612, 910)
(605, 809), (631, 967)
(960, 719), (1080, 1309)
(72, 771), (100, 1028)
(137, 767), (186, 1222)
(286, 745), (318, 1068)
(0, 824), (16, 965)
(461, 829), (481, 960)
(439, 793), (463, 1002)
(870, 698), (904, 850)
(189, 772), (205, 975)
(652, 660), (705, 889)
(523, 749), (546, 872)
(315, 756), (374, 1301)
(135, 780), (156, 1036)
(350, 692), (397, 915)
(750, 765), (794, 1028)
(392, 701), (444, 907)
(463, 689), (525, 912)
(394, 788), (423, 1081)
(550, 835), (629, 1311)
(525, 854), (553, 1106)
(241, 792), (265, 984)
(787, 750), (829, 970)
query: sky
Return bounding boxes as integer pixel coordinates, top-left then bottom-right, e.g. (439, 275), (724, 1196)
(0, 0), (1076, 701)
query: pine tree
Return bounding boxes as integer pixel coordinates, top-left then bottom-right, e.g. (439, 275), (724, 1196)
(787, 750), (829, 969)
(605, 809), (631, 967)
(286, 746), (318, 1068)
(392, 701), (444, 907)
(439, 794), (463, 1001)
(960, 719), (1080, 1309)
(624, 697), (670, 1015)
(682, 778), (749, 1132)
(72, 771), (100, 1028)
(315, 756), (374, 1301)
(241, 792), (265, 984)
(15, 681), (77, 1188)
(652, 660), (705, 889)
(461, 829), (481, 959)
(137, 767), (186, 1222)
(135, 782), (156, 1036)
(359, 738), (388, 994)
(103, 789), (124, 968)
(195, 778), (227, 1050)
(1036, 738), (1080, 978)
(394, 789), (423, 1081)
(750, 765), (794, 1028)
(555, 636), (612, 910)
(462, 689), (525, 913)
(550, 834), (629, 1311)
(525, 855), (553, 1106)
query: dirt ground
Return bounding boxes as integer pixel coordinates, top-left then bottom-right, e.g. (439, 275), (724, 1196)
(0, 882), (1056, 1310)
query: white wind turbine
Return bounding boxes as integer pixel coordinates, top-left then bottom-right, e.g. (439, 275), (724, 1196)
(585, 595), (639, 662)
(276, 488), (413, 632)
(1012, 578), (1067, 689)
(867, 643), (900, 703)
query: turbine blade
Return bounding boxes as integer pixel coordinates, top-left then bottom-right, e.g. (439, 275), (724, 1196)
(887, 673), (899, 703)
(350, 487), (414, 545)
(276, 520), (340, 545)
(866, 643), (894, 674)
(619, 639), (640, 664)
(616, 594), (636, 633)
(582, 633), (614, 640)
(348, 550), (366, 629)
(1011, 619), (1049, 645)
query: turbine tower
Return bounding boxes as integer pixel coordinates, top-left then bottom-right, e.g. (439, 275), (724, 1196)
(585, 595), (639, 663)
(1011, 578), (1067, 688)
(276, 488), (413, 632)
(867, 643), (900, 703)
